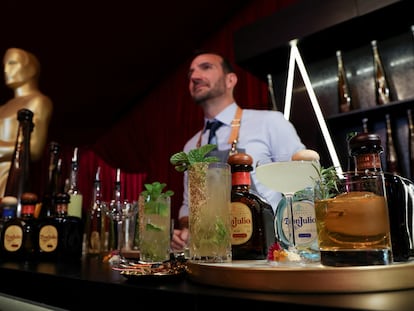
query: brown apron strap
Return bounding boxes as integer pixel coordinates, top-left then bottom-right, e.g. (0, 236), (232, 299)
(228, 106), (242, 145)
(196, 106), (243, 148)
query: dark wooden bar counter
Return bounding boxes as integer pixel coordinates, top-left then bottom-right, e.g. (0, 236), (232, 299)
(0, 256), (412, 311)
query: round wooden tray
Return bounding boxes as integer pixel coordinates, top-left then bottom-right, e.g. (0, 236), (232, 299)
(187, 259), (414, 293)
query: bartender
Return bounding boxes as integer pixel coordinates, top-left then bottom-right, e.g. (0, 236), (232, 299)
(170, 50), (306, 252)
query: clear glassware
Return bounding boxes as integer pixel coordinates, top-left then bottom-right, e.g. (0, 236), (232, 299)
(138, 193), (171, 263)
(102, 200), (138, 264)
(256, 156), (320, 264)
(187, 162), (232, 263)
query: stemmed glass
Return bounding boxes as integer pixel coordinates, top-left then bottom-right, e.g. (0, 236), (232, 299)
(255, 156), (320, 261)
(103, 200), (138, 264)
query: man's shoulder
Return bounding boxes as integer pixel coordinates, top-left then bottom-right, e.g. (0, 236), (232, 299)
(242, 108), (285, 120)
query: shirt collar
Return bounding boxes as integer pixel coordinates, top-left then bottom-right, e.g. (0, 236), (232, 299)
(203, 102), (238, 127)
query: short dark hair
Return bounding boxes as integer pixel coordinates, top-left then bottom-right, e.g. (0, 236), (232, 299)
(191, 49), (235, 74)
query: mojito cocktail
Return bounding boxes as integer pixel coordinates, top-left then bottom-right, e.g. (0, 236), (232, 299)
(139, 194), (171, 263)
(188, 162), (232, 262)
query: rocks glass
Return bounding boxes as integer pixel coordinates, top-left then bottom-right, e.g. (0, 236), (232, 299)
(314, 171), (393, 266)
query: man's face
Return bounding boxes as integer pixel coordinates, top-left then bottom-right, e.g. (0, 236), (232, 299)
(188, 54), (227, 104)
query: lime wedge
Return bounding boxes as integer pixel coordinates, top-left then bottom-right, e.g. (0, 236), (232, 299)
(145, 223), (163, 231)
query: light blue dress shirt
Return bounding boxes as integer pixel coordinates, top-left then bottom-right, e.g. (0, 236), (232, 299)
(178, 102), (306, 219)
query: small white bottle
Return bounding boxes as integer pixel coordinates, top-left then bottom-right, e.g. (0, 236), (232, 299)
(67, 147), (83, 219)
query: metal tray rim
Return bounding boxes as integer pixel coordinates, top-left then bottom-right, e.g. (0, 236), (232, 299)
(187, 259), (414, 293)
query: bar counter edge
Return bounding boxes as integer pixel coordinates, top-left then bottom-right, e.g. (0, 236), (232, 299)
(0, 256), (412, 311)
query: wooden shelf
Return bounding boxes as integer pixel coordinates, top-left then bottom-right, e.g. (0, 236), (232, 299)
(233, 0), (414, 177)
(234, 0), (408, 79)
(327, 97), (414, 128)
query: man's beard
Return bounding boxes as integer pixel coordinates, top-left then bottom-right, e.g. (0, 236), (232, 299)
(193, 80), (226, 104)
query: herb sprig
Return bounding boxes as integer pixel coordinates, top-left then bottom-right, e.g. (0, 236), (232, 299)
(141, 181), (174, 217)
(312, 164), (340, 199)
(170, 144), (219, 172)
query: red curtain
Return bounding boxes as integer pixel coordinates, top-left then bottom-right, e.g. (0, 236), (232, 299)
(31, 0), (297, 223)
(31, 145), (147, 217)
(91, 0), (298, 223)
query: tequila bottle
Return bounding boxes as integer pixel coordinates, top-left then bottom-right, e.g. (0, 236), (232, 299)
(2, 192), (39, 262)
(228, 152), (275, 259)
(55, 192), (84, 262)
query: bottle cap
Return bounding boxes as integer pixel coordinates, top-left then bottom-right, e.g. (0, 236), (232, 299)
(1, 196), (18, 207)
(349, 132), (383, 155)
(17, 108), (34, 122)
(55, 193), (70, 204)
(20, 192), (38, 204)
(227, 153), (253, 166)
(49, 141), (61, 153)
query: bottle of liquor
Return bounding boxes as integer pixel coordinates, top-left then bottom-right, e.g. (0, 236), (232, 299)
(37, 145), (62, 262)
(227, 152), (275, 259)
(67, 147), (83, 219)
(371, 40), (391, 105)
(37, 204), (59, 262)
(0, 196), (18, 256)
(407, 109), (414, 180)
(55, 192), (84, 262)
(0, 198), (21, 261)
(385, 113), (400, 175)
(336, 50), (352, 113)
(0, 196), (17, 222)
(2, 192), (40, 262)
(21, 192), (39, 261)
(4, 109), (34, 218)
(107, 168), (123, 253)
(38, 141), (61, 219)
(349, 132), (410, 262)
(84, 166), (106, 256)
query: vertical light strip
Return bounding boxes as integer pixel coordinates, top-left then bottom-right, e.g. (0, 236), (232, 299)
(285, 40), (343, 176)
(284, 39), (297, 120)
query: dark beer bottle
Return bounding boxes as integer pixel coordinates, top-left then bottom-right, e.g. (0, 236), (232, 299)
(4, 109), (34, 218)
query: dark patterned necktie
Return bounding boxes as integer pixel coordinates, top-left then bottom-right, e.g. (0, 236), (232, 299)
(206, 120), (223, 144)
